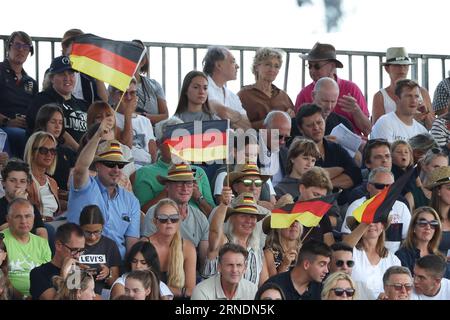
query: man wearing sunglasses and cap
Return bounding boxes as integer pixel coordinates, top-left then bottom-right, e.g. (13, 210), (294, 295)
(294, 42), (371, 137)
(67, 118), (140, 259)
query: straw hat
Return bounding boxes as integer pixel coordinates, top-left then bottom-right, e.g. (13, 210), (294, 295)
(225, 192), (267, 222)
(224, 163), (270, 186)
(381, 47), (413, 66)
(426, 166), (450, 190)
(93, 140), (129, 164)
(300, 42), (343, 68)
(157, 163), (195, 185)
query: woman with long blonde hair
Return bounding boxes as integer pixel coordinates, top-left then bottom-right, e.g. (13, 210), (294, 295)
(147, 198), (196, 298)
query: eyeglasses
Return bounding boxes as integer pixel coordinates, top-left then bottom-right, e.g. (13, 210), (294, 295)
(83, 229), (103, 237)
(34, 147), (57, 156)
(370, 182), (391, 190)
(387, 283), (414, 291)
(335, 259), (355, 268)
(62, 243), (85, 256)
(331, 288), (355, 297)
(99, 161), (126, 169)
(278, 135), (291, 142)
(416, 219), (440, 229)
(174, 181), (194, 188)
(156, 214), (180, 224)
(12, 42), (32, 51)
(307, 61), (332, 70)
(239, 178), (263, 187)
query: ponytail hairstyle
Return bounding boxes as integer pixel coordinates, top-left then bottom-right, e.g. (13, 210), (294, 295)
(126, 269), (160, 300)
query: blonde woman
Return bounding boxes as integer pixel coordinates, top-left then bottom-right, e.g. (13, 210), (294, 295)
(321, 271), (357, 300)
(24, 131), (60, 220)
(147, 199), (196, 298)
(52, 269), (96, 300)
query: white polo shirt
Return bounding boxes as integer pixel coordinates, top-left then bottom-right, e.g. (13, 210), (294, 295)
(207, 76), (248, 115)
(191, 273), (257, 300)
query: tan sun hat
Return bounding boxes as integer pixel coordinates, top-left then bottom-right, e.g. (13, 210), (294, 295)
(157, 163), (195, 185)
(225, 192), (267, 222)
(426, 166), (450, 190)
(381, 47), (413, 66)
(93, 140), (129, 164)
(224, 163), (270, 186)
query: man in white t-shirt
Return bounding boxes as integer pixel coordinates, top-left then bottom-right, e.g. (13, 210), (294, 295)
(202, 46), (251, 130)
(411, 254), (450, 300)
(371, 79), (427, 142)
(341, 167), (411, 253)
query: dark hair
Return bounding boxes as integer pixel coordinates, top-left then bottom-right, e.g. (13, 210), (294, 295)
(363, 139), (391, 165)
(415, 254), (447, 278)
(254, 282), (286, 300)
(202, 46), (228, 76)
(174, 71), (213, 117)
(295, 103), (323, 129)
(1, 159), (31, 183)
(330, 242), (353, 253)
(7, 31), (34, 56)
(132, 39), (149, 74)
(55, 223), (84, 244)
(286, 138), (320, 174)
(61, 29), (84, 50)
(34, 103), (66, 140)
(297, 239), (332, 265)
(79, 205), (105, 226)
(395, 79), (420, 98)
(300, 167), (332, 192)
(125, 241), (162, 280)
(218, 243), (248, 264)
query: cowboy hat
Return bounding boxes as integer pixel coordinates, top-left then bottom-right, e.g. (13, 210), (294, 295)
(225, 192), (267, 222)
(157, 163), (195, 185)
(425, 166), (450, 190)
(300, 42), (343, 68)
(93, 140), (129, 164)
(224, 163), (270, 186)
(381, 47), (413, 66)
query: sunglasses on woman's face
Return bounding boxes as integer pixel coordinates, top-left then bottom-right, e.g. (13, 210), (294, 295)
(416, 219), (439, 229)
(331, 288), (355, 297)
(34, 147), (57, 156)
(156, 214), (180, 224)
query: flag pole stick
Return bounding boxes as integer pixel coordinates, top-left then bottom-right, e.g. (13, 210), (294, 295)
(301, 227), (315, 243)
(114, 90), (126, 113)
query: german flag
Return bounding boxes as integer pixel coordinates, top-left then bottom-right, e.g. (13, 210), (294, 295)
(163, 120), (229, 163)
(69, 34), (145, 91)
(352, 166), (415, 224)
(271, 193), (337, 228)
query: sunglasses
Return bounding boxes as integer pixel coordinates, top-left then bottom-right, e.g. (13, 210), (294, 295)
(34, 146), (57, 156)
(370, 182), (391, 190)
(239, 178), (263, 187)
(307, 61), (332, 70)
(387, 283), (414, 291)
(99, 161), (126, 169)
(331, 288), (355, 297)
(278, 135), (291, 142)
(156, 214), (180, 224)
(335, 259), (355, 268)
(416, 219), (439, 229)
(62, 243), (85, 256)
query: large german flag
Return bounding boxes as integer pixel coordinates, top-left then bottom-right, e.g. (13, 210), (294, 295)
(69, 34), (145, 91)
(163, 120), (229, 163)
(271, 193), (337, 228)
(352, 166), (415, 224)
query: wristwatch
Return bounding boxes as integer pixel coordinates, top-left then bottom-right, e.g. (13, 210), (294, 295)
(197, 195), (204, 202)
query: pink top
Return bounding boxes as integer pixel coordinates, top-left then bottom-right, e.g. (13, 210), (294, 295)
(294, 75), (369, 135)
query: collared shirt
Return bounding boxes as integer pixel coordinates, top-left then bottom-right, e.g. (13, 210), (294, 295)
(0, 59), (37, 118)
(264, 269), (322, 300)
(191, 273), (257, 300)
(258, 136), (284, 187)
(132, 157), (215, 210)
(67, 176), (140, 259)
(294, 75), (369, 136)
(207, 75), (247, 115)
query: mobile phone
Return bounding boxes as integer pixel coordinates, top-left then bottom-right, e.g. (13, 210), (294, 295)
(85, 267), (98, 276)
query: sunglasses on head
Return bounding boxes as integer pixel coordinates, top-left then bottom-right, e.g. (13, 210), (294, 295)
(335, 259), (355, 268)
(156, 214), (180, 224)
(416, 219), (439, 229)
(34, 146), (57, 156)
(370, 182), (391, 190)
(387, 283), (413, 291)
(99, 161), (126, 169)
(331, 288), (355, 297)
(239, 178), (263, 187)
(307, 61), (331, 70)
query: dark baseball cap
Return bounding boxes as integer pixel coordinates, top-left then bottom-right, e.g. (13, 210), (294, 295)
(49, 55), (75, 74)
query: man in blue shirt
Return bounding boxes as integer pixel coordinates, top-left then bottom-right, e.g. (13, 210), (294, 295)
(67, 118), (140, 258)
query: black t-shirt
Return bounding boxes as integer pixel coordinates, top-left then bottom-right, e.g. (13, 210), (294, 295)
(325, 112), (355, 135)
(302, 214), (333, 243)
(79, 236), (122, 294)
(52, 145), (77, 191)
(0, 197), (45, 233)
(29, 262), (60, 300)
(263, 269), (322, 300)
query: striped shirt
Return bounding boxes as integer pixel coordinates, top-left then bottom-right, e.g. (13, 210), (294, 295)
(430, 117), (450, 147)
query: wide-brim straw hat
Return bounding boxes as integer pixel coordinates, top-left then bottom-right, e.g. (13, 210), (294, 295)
(381, 47), (413, 66)
(224, 163), (270, 186)
(425, 166), (450, 190)
(299, 42), (343, 68)
(225, 192), (267, 222)
(157, 163), (195, 185)
(93, 139), (129, 164)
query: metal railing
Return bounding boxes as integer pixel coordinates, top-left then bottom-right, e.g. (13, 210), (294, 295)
(2, 35), (450, 114)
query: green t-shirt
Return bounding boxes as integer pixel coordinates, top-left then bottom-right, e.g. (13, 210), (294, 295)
(1, 229), (51, 296)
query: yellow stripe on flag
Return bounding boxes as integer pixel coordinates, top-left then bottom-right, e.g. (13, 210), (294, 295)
(271, 211), (323, 228)
(352, 195), (379, 223)
(168, 145), (227, 162)
(70, 55), (132, 91)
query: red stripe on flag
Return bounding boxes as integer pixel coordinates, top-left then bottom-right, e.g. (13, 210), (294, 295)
(71, 43), (137, 76)
(291, 201), (332, 218)
(361, 188), (388, 224)
(164, 132), (227, 150)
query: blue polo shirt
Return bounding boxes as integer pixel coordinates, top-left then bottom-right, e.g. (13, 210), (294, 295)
(67, 176), (140, 258)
